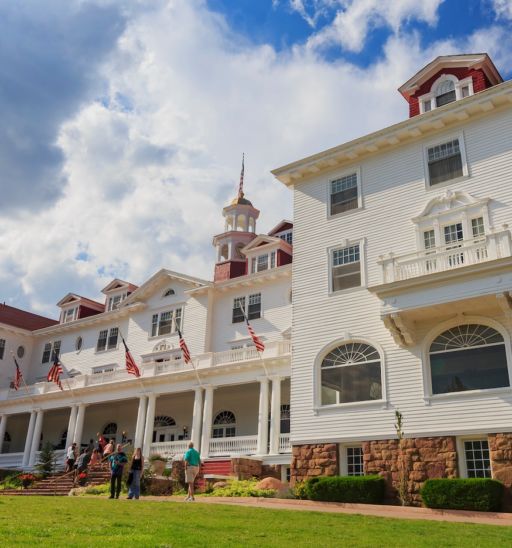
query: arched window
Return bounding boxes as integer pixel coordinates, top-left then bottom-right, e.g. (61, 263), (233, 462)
(103, 422), (118, 438)
(429, 324), (510, 395)
(154, 415), (176, 427)
(320, 342), (382, 405)
(435, 79), (456, 107)
(163, 288), (175, 297)
(213, 410), (236, 438)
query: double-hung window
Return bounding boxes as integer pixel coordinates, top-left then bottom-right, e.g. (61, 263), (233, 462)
(96, 328), (118, 352)
(331, 245), (361, 292)
(257, 254), (268, 272)
(251, 252), (277, 273)
(42, 340), (61, 363)
(108, 294), (124, 311)
(330, 172), (359, 215)
(63, 307), (77, 323)
(232, 293), (261, 323)
(463, 439), (491, 478)
(0, 339), (5, 360)
(345, 446), (364, 476)
(427, 138), (463, 186)
(151, 308), (183, 337)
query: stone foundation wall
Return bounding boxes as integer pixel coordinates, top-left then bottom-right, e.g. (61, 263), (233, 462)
(489, 433), (512, 509)
(230, 458), (262, 480)
(290, 443), (338, 485)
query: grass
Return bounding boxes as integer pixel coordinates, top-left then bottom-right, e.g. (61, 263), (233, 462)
(0, 496), (510, 547)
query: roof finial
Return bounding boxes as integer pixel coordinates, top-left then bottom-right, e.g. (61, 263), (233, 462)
(238, 153), (245, 199)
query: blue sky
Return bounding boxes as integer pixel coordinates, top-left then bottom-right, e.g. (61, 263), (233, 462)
(0, 0), (511, 316)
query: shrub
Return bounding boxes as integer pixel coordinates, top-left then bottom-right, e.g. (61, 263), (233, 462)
(149, 454), (166, 462)
(293, 481), (308, 500)
(35, 442), (56, 477)
(206, 479), (276, 498)
(420, 478), (504, 512)
(306, 476), (386, 504)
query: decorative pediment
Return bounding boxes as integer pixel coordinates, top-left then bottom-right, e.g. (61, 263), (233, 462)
(413, 190), (489, 223)
(241, 235), (284, 254)
(101, 278), (138, 295)
(56, 293), (82, 307)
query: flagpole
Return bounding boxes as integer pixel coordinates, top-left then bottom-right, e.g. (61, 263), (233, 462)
(240, 305), (269, 379)
(10, 350), (32, 398)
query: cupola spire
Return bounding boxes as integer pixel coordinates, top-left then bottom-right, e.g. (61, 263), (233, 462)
(238, 153), (245, 200)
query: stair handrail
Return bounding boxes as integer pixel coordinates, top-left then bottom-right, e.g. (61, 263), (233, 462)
(0, 452), (60, 491)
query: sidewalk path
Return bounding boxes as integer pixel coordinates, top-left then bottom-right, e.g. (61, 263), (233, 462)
(148, 495), (512, 527)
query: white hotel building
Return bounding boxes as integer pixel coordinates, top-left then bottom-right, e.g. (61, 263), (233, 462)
(2, 54), (512, 499)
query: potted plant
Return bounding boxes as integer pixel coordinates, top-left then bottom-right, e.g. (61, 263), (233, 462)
(19, 473), (36, 489)
(149, 454), (167, 475)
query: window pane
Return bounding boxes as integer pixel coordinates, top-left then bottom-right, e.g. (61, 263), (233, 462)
(431, 345), (510, 394)
(42, 343), (52, 363)
(423, 100), (432, 112)
(472, 217), (485, 237)
(333, 245), (360, 266)
(248, 293), (261, 320)
(428, 140), (462, 186)
(270, 251), (276, 269)
(53, 340), (61, 358)
(321, 362), (382, 404)
(257, 254), (268, 271)
(174, 308), (182, 331)
(435, 90), (456, 107)
(232, 297), (246, 323)
(107, 328), (119, 350)
(330, 173), (358, 215)
(444, 223), (463, 244)
(461, 86), (470, 98)
(158, 311), (172, 335)
(151, 314), (158, 337)
(347, 447), (364, 476)
(464, 440), (491, 478)
(423, 230), (435, 250)
(96, 330), (108, 352)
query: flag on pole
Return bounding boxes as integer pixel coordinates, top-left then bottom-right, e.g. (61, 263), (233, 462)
(47, 352), (63, 390)
(121, 336), (141, 377)
(13, 356), (23, 391)
(177, 327), (191, 364)
(240, 306), (265, 353)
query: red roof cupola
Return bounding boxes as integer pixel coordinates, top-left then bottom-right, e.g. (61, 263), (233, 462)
(399, 53), (503, 118)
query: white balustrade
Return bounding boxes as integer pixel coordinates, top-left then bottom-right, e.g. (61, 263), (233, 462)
(208, 435), (258, 457)
(379, 230), (512, 283)
(0, 452), (24, 468)
(149, 441), (189, 460)
(278, 434), (291, 454)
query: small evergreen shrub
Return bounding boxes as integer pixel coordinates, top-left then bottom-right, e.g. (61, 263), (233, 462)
(305, 476), (386, 504)
(420, 478), (504, 512)
(293, 481), (308, 500)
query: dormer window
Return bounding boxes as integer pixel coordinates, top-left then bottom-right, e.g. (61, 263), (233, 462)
(435, 79), (456, 107)
(251, 251), (276, 273)
(107, 293), (127, 312)
(62, 307), (78, 323)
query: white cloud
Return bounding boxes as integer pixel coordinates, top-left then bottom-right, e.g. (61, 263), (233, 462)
(1, 0), (511, 316)
(493, 0), (512, 20)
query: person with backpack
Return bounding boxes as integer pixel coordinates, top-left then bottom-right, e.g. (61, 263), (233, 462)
(108, 444), (128, 499)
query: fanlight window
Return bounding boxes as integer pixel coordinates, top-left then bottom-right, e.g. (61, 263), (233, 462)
(213, 410), (236, 438)
(435, 79), (456, 107)
(103, 422), (118, 436)
(321, 342), (382, 405)
(163, 288), (175, 297)
(429, 324), (510, 395)
(154, 415), (176, 427)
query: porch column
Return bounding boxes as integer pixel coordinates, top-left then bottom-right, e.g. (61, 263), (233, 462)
(256, 377), (270, 455)
(73, 403), (87, 447)
(191, 387), (203, 451)
(64, 405), (78, 449)
(133, 395), (148, 449)
(22, 410), (37, 467)
(0, 414), (7, 454)
(142, 393), (157, 459)
(269, 377), (282, 455)
(200, 385), (214, 458)
(28, 409), (44, 466)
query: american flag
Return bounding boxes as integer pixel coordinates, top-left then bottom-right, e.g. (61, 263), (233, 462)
(239, 305), (265, 353)
(121, 336), (141, 378)
(13, 356), (23, 391)
(238, 153), (245, 198)
(177, 327), (191, 364)
(47, 353), (63, 390)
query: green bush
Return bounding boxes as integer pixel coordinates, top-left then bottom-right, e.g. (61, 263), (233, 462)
(305, 476), (386, 504)
(420, 478), (504, 512)
(206, 479), (276, 498)
(293, 481), (308, 500)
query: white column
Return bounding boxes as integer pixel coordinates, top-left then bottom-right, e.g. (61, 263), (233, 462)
(191, 387), (203, 451)
(269, 377), (282, 455)
(200, 385), (214, 458)
(142, 393), (157, 459)
(0, 415), (7, 454)
(22, 410), (37, 467)
(73, 403), (86, 447)
(28, 409), (44, 467)
(256, 377), (270, 455)
(134, 395), (148, 449)
(65, 405), (78, 449)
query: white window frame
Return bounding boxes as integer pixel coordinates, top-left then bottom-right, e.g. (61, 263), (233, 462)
(314, 337), (387, 411)
(328, 239), (366, 295)
(250, 251), (277, 273)
(419, 75), (474, 114)
(339, 444), (365, 476)
(327, 167), (362, 219)
(423, 132), (469, 189)
(421, 316), (512, 404)
(95, 327), (119, 353)
(107, 292), (127, 312)
(232, 292), (262, 323)
(456, 435), (492, 479)
(42, 340), (61, 363)
(61, 307), (78, 323)
(150, 307), (183, 338)
(277, 230), (293, 245)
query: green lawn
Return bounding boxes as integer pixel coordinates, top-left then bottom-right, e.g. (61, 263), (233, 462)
(0, 496), (510, 547)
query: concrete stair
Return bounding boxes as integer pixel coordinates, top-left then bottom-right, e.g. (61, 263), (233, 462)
(0, 464), (111, 497)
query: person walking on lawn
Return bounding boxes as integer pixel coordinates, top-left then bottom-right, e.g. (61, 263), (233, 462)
(108, 444), (128, 499)
(183, 442), (201, 502)
(127, 447), (144, 500)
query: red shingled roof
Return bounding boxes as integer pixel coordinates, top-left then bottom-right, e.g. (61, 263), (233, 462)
(0, 303), (58, 331)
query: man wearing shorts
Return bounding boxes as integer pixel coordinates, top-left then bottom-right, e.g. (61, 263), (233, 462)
(183, 442), (201, 501)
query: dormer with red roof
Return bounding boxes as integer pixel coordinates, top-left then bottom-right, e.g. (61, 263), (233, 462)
(399, 53), (503, 118)
(56, 293), (105, 323)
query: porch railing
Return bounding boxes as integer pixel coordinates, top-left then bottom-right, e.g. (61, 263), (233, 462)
(0, 452), (24, 468)
(208, 435), (258, 457)
(149, 441), (189, 460)
(278, 434), (291, 454)
(378, 229), (512, 283)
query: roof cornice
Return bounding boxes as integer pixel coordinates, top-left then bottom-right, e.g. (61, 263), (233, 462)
(272, 80), (512, 187)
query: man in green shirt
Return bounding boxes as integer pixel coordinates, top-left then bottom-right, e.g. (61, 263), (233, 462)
(183, 442), (201, 501)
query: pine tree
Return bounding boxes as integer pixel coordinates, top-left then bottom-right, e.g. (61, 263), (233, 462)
(35, 442), (56, 477)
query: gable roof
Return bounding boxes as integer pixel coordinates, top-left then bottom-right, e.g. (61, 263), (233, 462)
(268, 220), (293, 236)
(0, 303), (58, 331)
(56, 293), (105, 310)
(101, 278), (139, 294)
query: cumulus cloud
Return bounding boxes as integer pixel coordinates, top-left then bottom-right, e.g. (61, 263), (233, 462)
(1, 0), (511, 316)
(492, 0), (512, 20)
